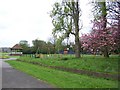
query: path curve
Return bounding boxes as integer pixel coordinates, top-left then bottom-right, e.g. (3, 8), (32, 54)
(1, 58), (53, 88)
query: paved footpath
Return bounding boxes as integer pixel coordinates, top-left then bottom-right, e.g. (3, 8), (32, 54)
(1, 58), (53, 88)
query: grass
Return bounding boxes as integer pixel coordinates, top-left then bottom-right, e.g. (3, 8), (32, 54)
(0, 52), (10, 59)
(9, 56), (20, 58)
(6, 60), (118, 88)
(18, 54), (119, 74)
(0, 52), (20, 59)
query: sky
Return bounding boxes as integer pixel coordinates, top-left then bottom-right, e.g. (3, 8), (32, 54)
(0, 0), (93, 47)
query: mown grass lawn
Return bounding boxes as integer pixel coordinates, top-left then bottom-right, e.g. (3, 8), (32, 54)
(18, 55), (119, 74)
(6, 60), (118, 88)
(0, 52), (20, 59)
(0, 52), (10, 59)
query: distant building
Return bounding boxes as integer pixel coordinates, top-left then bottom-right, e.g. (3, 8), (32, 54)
(0, 47), (11, 53)
(64, 48), (68, 54)
(10, 44), (23, 56)
(59, 48), (75, 54)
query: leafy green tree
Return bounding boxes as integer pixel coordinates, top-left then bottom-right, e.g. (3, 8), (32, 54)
(50, 0), (82, 58)
(48, 34), (58, 54)
(55, 38), (65, 53)
(46, 41), (54, 54)
(19, 40), (30, 54)
(32, 39), (47, 54)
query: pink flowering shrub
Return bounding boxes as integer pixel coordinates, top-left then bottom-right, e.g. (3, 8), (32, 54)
(81, 17), (119, 54)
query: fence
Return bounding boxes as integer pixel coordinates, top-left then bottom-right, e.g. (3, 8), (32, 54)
(21, 54), (75, 59)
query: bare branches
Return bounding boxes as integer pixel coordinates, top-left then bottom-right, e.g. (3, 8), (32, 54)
(70, 31), (75, 35)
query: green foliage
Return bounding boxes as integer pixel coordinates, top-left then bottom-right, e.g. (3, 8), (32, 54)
(50, 1), (77, 39)
(50, 0), (82, 58)
(7, 60), (118, 88)
(32, 39), (55, 54)
(92, 2), (107, 20)
(0, 52), (9, 59)
(61, 57), (68, 60)
(0, 55), (9, 59)
(20, 44), (31, 54)
(20, 38), (70, 54)
(98, 2), (107, 17)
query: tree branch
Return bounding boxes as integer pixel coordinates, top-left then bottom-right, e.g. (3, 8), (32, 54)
(70, 32), (75, 35)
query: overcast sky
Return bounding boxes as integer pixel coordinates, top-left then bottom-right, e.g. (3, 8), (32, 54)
(0, 0), (92, 47)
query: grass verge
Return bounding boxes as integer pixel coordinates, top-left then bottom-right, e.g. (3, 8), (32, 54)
(19, 55), (119, 74)
(6, 60), (118, 88)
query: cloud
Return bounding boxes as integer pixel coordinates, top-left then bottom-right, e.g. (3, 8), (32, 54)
(0, 0), (92, 47)
(0, 0), (54, 47)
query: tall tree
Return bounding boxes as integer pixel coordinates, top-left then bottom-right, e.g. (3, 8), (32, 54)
(107, 2), (120, 54)
(32, 39), (47, 54)
(50, 0), (82, 58)
(92, 1), (109, 57)
(91, 1), (120, 57)
(19, 40), (30, 54)
(46, 41), (54, 54)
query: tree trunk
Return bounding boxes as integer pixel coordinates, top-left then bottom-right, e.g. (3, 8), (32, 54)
(103, 17), (109, 58)
(101, 2), (109, 58)
(73, 1), (81, 58)
(75, 33), (81, 58)
(103, 46), (109, 58)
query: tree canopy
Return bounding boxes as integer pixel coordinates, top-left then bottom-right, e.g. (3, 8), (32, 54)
(50, 0), (82, 58)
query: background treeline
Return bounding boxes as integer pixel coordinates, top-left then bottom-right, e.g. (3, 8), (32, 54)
(19, 39), (75, 54)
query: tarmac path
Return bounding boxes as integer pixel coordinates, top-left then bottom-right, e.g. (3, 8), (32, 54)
(1, 58), (53, 88)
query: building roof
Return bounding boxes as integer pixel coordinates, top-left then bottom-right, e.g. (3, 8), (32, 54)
(12, 44), (22, 49)
(64, 48), (68, 51)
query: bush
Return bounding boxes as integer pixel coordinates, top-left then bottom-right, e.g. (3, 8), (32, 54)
(61, 57), (68, 60)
